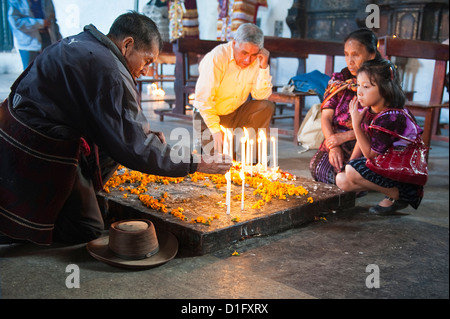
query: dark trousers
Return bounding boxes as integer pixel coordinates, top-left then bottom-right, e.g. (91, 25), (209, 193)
(53, 151), (119, 244)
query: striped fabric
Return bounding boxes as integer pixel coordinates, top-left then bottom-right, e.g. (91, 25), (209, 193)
(217, 0), (267, 41)
(0, 99), (80, 244)
(182, 0), (199, 38)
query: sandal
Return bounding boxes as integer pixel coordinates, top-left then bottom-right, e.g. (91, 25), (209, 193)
(369, 196), (408, 214)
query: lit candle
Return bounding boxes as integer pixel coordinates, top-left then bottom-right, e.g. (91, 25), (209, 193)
(249, 139), (254, 177)
(150, 82), (157, 95)
(271, 136), (277, 169)
(257, 136), (261, 165)
(220, 125), (228, 155)
(225, 170), (231, 215)
(155, 88), (165, 96)
(243, 128), (250, 165)
(259, 130), (267, 171)
(227, 128), (233, 159)
(240, 170), (245, 211)
(240, 136), (246, 171)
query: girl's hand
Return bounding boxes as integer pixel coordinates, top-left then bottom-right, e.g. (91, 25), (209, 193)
(349, 97), (367, 128)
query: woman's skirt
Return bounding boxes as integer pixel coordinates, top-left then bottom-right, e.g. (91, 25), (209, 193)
(310, 139), (355, 184)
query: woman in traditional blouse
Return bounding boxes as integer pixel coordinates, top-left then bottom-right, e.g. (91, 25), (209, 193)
(309, 29), (381, 184)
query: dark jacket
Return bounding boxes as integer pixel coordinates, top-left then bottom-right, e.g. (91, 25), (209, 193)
(11, 24), (196, 177)
(0, 25), (196, 244)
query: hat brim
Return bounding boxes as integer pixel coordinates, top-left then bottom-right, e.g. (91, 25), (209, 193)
(86, 229), (178, 269)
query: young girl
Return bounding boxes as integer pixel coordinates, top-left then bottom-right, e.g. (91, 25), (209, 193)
(336, 58), (424, 214)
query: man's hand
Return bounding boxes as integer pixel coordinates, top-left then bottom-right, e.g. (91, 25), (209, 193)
(258, 48), (270, 69)
(151, 131), (166, 144)
(196, 153), (232, 175)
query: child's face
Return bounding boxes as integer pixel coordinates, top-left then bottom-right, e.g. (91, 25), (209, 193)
(356, 71), (386, 109)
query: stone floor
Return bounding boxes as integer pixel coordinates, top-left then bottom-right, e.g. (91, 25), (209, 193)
(0, 80), (448, 303)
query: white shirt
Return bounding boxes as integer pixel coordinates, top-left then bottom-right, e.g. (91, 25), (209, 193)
(193, 41), (273, 134)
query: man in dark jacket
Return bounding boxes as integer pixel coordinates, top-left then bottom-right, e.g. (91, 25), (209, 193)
(0, 12), (230, 245)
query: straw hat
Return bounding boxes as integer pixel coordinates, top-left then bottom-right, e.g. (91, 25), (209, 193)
(86, 219), (178, 269)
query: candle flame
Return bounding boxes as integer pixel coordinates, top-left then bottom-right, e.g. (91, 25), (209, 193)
(243, 127), (249, 141)
(149, 83), (166, 96)
(259, 129), (266, 141)
(220, 125), (228, 141)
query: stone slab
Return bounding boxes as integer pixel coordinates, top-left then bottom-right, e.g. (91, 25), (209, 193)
(97, 175), (355, 256)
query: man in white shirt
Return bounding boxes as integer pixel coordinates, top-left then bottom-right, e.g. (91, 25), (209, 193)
(193, 23), (274, 155)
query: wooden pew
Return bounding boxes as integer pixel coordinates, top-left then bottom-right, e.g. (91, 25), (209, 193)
(377, 36), (449, 149)
(155, 37), (344, 143)
(155, 38), (222, 121)
(263, 37), (343, 143)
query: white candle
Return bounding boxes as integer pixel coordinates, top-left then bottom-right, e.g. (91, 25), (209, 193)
(259, 130), (267, 171)
(227, 128), (233, 159)
(249, 139), (254, 176)
(240, 136), (246, 170)
(243, 127), (249, 165)
(220, 125), (228, 155)
(225, 170), (231, 215)
(257, 136), (261, 165)
(271, 136), (277, 169)
(240, 170), (245, 211)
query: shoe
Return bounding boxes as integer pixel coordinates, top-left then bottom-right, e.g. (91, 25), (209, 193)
(369, 196), (409, 214)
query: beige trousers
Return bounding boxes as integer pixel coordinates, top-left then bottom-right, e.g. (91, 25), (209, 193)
(193, 99), (275, 156)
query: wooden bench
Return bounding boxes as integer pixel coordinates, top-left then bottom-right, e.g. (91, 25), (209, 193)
(264, 37), (343, 143)
(377, 36), (449, 149)
(155, 37), (344, 144)
(154, 38), (219, 121)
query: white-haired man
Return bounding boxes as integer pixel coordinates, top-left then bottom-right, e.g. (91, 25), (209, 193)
(193, 23), (275, 155)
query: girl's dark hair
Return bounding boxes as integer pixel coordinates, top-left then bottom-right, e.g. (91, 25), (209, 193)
(345, 28), (382, 59)
(107, 11), (162, 52)
(357, 58), (406, 108)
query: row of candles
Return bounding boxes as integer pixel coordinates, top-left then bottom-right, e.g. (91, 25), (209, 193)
(221, 126), (278, 215)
